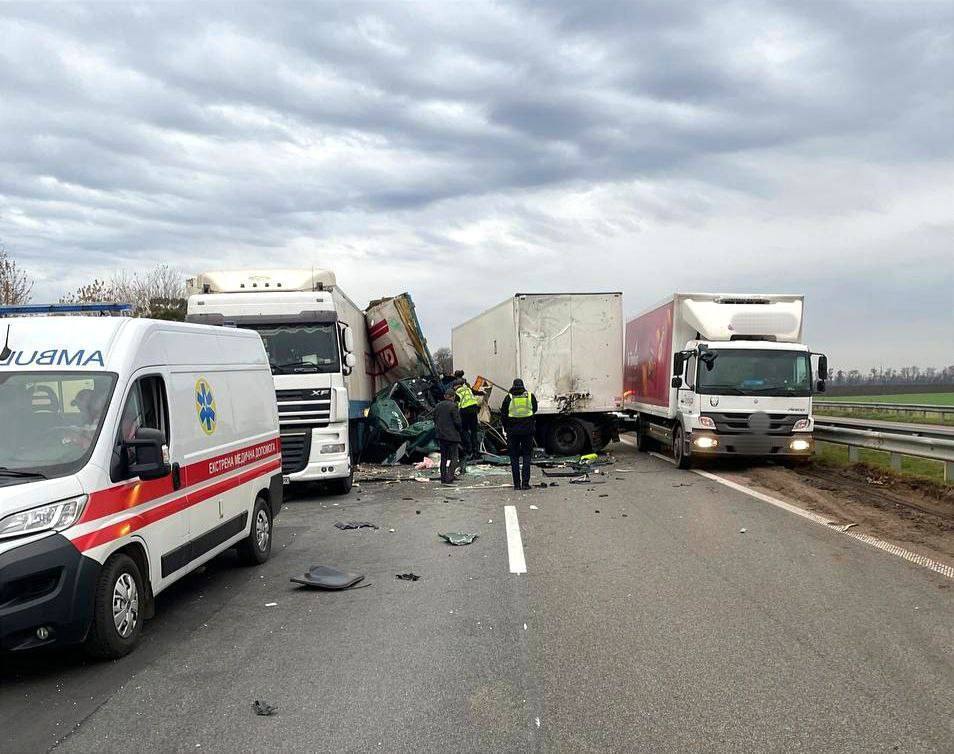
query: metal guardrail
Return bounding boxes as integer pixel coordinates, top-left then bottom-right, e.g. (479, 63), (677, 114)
(814, 417), (954, 482)
(815, 400), (954, 419)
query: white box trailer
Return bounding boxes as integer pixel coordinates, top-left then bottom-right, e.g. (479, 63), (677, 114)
(452, 293), (623, 455)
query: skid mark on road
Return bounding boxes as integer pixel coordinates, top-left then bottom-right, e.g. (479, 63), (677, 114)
(505, 505), (527, 575)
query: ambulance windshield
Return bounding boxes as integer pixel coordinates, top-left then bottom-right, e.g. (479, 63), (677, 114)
(0, 371), (117, 481)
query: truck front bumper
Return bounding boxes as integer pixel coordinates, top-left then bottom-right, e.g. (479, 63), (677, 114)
(689, 431), (814, 457)
(0, 533), (99, 651)
(284, 424), (351, 483)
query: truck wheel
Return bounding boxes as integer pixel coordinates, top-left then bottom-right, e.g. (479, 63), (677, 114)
(328, 468), (354, 495)
(237, 496), (272, 566)
(673, 425), (692, 470)
(546, 418), (587, 456)
(85, 553), (144, 660)
(633, 419), (650, 452)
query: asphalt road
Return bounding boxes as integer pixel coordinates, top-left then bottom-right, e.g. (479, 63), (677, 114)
(2, 445), (953, 753)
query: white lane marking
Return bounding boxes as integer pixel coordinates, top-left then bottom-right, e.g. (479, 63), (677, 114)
(695, 468), (954, 581)
(504, 505), (527, 575)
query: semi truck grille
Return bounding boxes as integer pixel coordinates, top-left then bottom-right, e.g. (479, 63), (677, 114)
(279, 431), (311, 474)
(276, 388), (331, 428)
(703, 412), (802, 435)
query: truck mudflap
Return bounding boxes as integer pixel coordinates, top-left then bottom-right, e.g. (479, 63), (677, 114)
(0, 533), (100, 651)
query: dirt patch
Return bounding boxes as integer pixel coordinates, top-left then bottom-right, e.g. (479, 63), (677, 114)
(721, 462), (954, 569)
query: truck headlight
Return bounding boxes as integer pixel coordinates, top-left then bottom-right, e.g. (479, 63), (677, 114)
(790, 439), (811, 451)
(321, 443), (346, 454)
(0, 496), (88, 540)
(793, 418), (811, 431)
(694, 436), (718, 449)
(697, 416), (716, 430)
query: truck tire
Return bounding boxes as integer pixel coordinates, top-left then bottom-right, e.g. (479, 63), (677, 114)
(84, 553), (144, 660)
(328, 468), (354, 496)
(673, 425), (692, 469)
(237, 496), (272, 566)
(633, 417), (650, 452)
(545, 417), (588, 456)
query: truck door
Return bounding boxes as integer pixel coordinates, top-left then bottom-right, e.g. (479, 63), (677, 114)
(678, 354), (697, 414)
(109, 372), (184, 588)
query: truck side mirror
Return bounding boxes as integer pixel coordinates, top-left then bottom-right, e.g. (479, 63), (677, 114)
(672, 353), (685, 375)
(126, 427), (171, 481)
(816, 379), (826, 393)
(343, 352), (357, 375)
(817, 354), (828, 381)
(671, 376), (683, 389)
(342, 325), (355, 353)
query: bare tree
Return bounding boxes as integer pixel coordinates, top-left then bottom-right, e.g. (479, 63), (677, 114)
(0, 244), (34, 305)
(433, 347), (453, 376)
(60, 279), (115, 304)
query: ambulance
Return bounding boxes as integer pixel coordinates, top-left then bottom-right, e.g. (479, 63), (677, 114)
(0, 308), (282, 658)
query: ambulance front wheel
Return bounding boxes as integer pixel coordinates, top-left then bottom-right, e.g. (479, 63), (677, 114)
(237, 496), (272, 566)
(85, 553), (144, 660)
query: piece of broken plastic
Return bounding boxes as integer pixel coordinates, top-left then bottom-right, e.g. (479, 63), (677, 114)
(334, 521), (379, 530)
(395, 572), (420, 581)
(291, 565), (366, 590)
(252, 700), (278, 716)
(438, 531), (479, 546)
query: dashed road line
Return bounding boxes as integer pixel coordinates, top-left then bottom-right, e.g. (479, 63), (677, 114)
(504, 505), (527, 575)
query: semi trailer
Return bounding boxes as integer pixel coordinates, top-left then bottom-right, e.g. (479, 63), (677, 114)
(452, 293), (623, 455)
(186, 269), (373, 492)
(622, 293), (827, 469)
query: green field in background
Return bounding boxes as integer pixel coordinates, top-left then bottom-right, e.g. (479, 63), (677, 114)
(821, 392), (954, 405)
(814, 442), (950, 485)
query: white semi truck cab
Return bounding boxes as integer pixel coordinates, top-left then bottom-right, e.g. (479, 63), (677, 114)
(624, 294), (828, 469)
(186, 269), (372, 493)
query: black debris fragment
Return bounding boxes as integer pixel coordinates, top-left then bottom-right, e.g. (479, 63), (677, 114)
(598, 494), (609, 498)
(252, 701), (278, 716)
(438, 531), (478, 546)
(395, 573), (420, 581)
(291, 565), (366, 590)
(334, 521), (379, 530)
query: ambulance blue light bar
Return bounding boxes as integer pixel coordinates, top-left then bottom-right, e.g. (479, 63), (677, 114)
(0, 303), (133, 317)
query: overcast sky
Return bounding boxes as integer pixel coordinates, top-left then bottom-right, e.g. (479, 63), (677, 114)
(1, 1), (952, 371)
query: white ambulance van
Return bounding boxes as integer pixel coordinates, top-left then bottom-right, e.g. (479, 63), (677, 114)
(0, 313), (282, 658)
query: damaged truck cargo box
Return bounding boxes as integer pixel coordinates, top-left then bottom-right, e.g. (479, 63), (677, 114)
(366, 293), (438, 388)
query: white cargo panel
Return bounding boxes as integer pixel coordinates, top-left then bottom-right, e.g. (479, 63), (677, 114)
(453, 293), (623, 415)
(332, 287), (374, 408)
(187, 268), (337, 295)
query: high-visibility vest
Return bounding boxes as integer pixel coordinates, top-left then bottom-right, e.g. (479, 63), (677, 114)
(508, 392), (534, 418)
(456, 384), (478, 409)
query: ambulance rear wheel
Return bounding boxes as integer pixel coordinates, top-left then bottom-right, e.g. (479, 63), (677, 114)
(237, 496), (272, 566)
(85, 553), (144, 660)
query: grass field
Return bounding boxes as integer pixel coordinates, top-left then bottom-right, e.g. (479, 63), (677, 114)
(821, 392), (954, 405)
(815, 392), (954, 426)
(815, 442), (951, 485)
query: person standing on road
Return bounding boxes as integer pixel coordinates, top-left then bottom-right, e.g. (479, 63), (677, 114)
(500, 378), (538, 490)
(454, 373), (484, 462)
(433, 389), (463, 485)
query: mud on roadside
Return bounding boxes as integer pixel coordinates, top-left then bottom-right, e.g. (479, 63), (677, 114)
(721, 461), (954, 570)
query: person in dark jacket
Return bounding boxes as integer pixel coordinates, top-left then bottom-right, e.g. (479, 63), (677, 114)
(500, 378), (538, 490)
(433, 389), (463, 484)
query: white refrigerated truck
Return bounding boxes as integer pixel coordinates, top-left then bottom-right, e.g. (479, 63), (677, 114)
(452, 293), (623, 455)
(186, 269), (373, 492)
(622, 293), (828, 469)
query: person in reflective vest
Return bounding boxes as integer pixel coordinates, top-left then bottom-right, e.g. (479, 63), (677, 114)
(454, 374), (484, 462)
(500, 378), (538, 490)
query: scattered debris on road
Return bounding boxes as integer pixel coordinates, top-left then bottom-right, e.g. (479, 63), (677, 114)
(291, 565), (367, 590)
(334, 521), (379, 530)
(529, 504), (539, 510)
(439, 531), (479, 546)
(395, 573), (420, 581)
(739, 528), (747, 534)
(252, 701), (278, 716)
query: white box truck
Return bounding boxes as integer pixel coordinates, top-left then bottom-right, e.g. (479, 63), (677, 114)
(452, 293), (623, 455)
(622, 293), (828, 468)
(186, 269), (373, 492)
(0, 306), (281, 657)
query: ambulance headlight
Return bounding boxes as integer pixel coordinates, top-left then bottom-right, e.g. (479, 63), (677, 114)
(0, 496), (88, 539)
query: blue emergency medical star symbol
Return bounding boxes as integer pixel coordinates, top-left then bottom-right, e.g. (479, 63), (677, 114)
(196, 380), (216, 434)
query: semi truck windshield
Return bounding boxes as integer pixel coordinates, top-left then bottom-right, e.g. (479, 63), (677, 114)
(247, 323), (341, 375)
(0, 371), (116, 481)
(696, 349), (812, 396)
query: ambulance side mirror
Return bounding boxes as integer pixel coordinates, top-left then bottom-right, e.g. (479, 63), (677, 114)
(126, 427), (171, 481)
